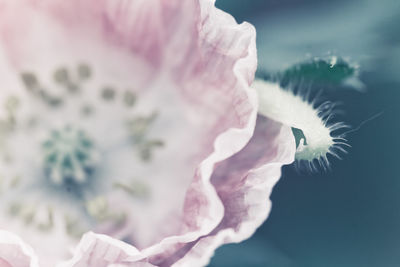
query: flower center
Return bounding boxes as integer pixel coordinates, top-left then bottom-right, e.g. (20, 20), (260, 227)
(0, 61), (175, 249)
(42, 126), (98, 185)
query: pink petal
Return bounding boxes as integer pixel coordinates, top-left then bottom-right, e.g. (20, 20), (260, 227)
(61, 117), (295, 267)
(0, 0), (295, 266)
(171, 116), (295, 266)
(0, 230), (39, 267)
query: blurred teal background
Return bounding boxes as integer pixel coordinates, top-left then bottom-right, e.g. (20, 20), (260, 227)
(209, 0), (400, 266)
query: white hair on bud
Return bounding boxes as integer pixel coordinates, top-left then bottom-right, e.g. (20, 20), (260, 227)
(253, 79), (350, 171)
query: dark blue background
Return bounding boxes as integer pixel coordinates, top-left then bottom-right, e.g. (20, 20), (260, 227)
(209, 1), (400, 266)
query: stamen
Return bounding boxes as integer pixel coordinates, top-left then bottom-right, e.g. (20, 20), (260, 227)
(20, 205), (35, 225)
(86, 196), (108, 222)
(113, 180), (149, 198)
(81, 104), (94, 117)
(64, 215), (85, 238)
(36, 207), (54, 232)
(126, 112), (164, 161)
(53, 67), (80, 93)
(101, 86), (116, 101)
(77, 63), (91, 80)
(39, 90), (63, 107)
(127, 112), (158, 141)
(139, 139), (164, 161)
(8, 202), (22, 217)
(5, 96), (19, 116)
(66, 83), (80, 93)
(123, 91), (136, 107)
(53, 67), (70, 84)
(9, 175), (21, 188)
(20, 72), (39, 91)
(86, 196), (126, 225)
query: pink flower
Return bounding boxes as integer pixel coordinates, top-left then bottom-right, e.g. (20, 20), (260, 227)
(0, 0), (295, 266)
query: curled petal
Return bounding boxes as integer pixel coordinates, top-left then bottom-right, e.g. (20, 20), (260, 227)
(0, 0), (296, 266)
(168, 117), (295, 267)
(60, 117), (295, 267)
(0, 230), (39, 267)
(52, 0), (261, 266)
